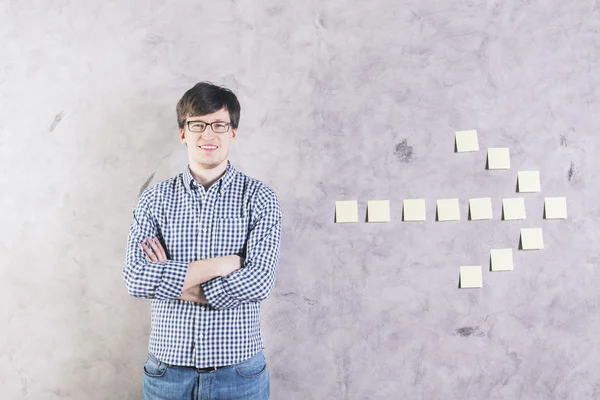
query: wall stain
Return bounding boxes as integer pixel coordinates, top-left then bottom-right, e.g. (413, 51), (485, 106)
(394, 139), (414, 162)
(49, 112), (64, 132)
(147, 35), (165, 45)
(560, 134), (568, 147)
(455, 326), (485, 337)
(568, 161), (576, 182)
(275, 292), (318, 306)
(139, 172), (156, 197)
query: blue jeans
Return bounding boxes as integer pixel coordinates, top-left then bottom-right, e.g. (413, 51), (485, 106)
(142, 350), (270, 400)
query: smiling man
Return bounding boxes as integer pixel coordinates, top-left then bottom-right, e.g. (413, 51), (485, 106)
(122, 82), (282, 399)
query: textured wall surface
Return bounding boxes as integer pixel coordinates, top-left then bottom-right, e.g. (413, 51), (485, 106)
(2, 0), (600, 399)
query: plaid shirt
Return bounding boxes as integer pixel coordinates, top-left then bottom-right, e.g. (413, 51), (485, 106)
(122, 160), (282, 368)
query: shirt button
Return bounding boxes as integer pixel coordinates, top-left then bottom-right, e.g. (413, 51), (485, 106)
(201, 306), (206, 310)
(202, 228), (207, 233)
(199, 334), (204, 339)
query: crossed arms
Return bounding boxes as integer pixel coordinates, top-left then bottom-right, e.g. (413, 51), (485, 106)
(122, 188), (282, 310)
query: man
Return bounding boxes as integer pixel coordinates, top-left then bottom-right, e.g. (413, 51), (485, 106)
(122, 81), (282, 399)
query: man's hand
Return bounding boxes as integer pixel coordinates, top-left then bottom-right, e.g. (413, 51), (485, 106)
(215, 255), (244, 276)
(141, 236), (167, 263)
(178, 285), (209, 304)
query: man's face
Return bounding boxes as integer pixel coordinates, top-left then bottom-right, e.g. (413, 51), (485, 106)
(179, 107), (237, 170)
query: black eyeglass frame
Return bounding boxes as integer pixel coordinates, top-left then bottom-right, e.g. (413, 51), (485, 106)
(186, 120), (232, 133)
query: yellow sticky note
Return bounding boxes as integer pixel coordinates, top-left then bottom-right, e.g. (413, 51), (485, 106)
(367, 200), (390, 223)
(455, 130), (479, 152)
(502, 198), (526, 220)
(469, 197), (493, 220)
(403, 199), (426, 221)
(437, 198), (460, 221)
(335, 200), (358, 223)
(491, 249), (513, 271)
(460, 265), (483, 288)
(545, 197), (567, 219)
(518, 171), (541, 193)
(487, 148), (510, 169)
(521, 228), (544, 250)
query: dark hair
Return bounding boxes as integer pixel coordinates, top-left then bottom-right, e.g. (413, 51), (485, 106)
(176, 82), (241, 129)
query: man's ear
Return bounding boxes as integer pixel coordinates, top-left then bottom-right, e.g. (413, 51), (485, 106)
(179, 128), (186, 145)
(231, 128), (237, 140)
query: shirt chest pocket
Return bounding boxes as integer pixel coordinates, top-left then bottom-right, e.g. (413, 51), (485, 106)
(211, 217), (249, 257)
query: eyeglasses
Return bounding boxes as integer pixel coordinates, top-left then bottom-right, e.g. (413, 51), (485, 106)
(187, 120), (232, 133)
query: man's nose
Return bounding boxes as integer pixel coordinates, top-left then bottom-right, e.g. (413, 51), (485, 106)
(200, 128), (217, 139)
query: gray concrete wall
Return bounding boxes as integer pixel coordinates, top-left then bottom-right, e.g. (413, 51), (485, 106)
(2, 0), (599, 399)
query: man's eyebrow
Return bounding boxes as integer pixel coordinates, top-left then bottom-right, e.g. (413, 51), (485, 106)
(187, 119), (230, 122)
